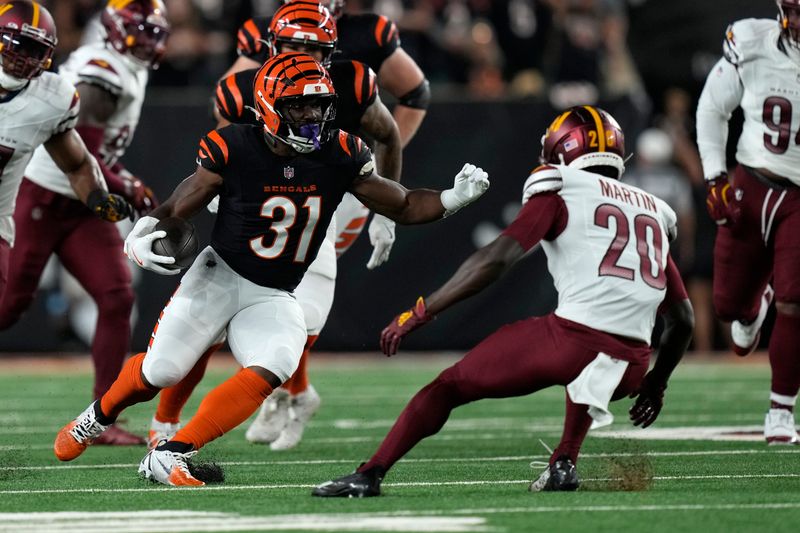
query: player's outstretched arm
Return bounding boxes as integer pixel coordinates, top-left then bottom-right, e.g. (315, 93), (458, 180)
(629, 256), (694, 428)
(380, 236), (525, 356)
(44, 129), (133, 222)
(352, 163), (489, 225)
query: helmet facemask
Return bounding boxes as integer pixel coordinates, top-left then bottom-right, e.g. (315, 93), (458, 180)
(0, 29), (53, 81)
(779, 0), (800, 49)
(273, 38), (336, 67)
(274, 93), (337, 153)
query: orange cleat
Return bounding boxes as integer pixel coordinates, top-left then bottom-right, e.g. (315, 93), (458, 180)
(54, 402), (109, 461)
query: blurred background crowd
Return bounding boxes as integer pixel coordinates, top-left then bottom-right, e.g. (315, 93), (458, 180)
(18, 0), (775, 353)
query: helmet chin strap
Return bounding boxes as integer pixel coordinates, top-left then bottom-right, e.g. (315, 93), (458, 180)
(0, 68), (28, 91)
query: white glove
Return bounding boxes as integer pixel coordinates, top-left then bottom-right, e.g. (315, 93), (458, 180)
(207, 195), (220, 214)
(366, 213), (396, 270)
(123, 216), (181, 275)
(440, 163), (490, 216)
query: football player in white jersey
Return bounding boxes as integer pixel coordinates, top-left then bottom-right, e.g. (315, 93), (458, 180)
(314, 106), (694, 497)
(0, 0), (168, 446)
(696, 0), (800, 444)
(0, 1), (132, 298)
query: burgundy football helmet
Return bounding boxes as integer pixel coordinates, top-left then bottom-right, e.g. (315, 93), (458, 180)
(778, 0), (800, 48)
(540, 105), (626, 178)
(0, 1), (57, 81)
(101, 0), (170, 69)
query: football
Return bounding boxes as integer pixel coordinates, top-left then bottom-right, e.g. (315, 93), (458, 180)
(151, 217), (198, 269)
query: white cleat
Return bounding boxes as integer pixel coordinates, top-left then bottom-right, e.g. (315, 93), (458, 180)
(270, 385), (321, 451)
(245, 387), (290, 444)
(731, 286), (774, 356)
(764, 408), (800, 445)
(148, 418), (181, 450)
(138, 448), (205, 486)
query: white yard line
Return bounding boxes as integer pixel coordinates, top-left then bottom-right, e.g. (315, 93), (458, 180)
(0, 447), (797, 472)
(0, 473), (798, 495)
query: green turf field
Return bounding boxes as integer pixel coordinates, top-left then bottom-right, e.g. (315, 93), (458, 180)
(0, 356), (797, 532)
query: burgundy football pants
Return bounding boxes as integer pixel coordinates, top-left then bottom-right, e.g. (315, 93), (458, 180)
(361, 314), (649, 473)
(713, 165), (800, 396)
(0, 179), (134, 399)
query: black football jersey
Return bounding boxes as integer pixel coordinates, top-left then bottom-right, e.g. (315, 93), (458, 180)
(215, 59), (377, 135)
(197, 125), (373, 291)
(237, 13), (399, 73)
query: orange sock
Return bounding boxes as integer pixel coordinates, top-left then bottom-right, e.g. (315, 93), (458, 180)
(99, 353), (159, 421)
(284, 335), (317, 395)
(154, 343), (221, 424)
(172, 367), (273, 450)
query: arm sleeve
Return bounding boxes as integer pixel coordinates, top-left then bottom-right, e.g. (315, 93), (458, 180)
(75, 124), (129, 195)
(501, 192), (568, 251)
(371, 15), (400, 65)
(237, 18), (267, 59)
(696, 57), (743, 180)
(353, 61), (378, 113)
(215, 70), (254, 123)
(197, 129), (231, 173)
(76, 58), (124, 97)
(54, 89), (81, 134)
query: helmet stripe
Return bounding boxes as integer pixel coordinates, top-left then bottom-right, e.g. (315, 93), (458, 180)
(549, 111), (572, 133)
(0, 5), (12, 18)
(583, 105), (606, 152)
(31, 1), (40, 28)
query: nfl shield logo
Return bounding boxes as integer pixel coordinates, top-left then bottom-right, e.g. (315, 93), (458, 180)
(284, 166), (295, 179)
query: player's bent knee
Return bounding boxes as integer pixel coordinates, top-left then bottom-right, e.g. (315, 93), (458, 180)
(142, 356), (190, 389)
(776, 301), (800, 317)
(95, 286), (134, 316)
(250, 344), (298, 384)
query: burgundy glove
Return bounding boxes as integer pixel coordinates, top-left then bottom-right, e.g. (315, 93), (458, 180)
(628, 372), (667, 428)
(124, 175), (158, 215)
(380, 297), (434, 356)
(706, 174), (739, 226)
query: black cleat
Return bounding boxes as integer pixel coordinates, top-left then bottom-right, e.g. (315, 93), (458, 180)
(312, 466), (384, 498)
(529, 458), (580, 492)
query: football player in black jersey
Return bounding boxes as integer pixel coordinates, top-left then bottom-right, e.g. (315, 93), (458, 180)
(54, 53), (488, 486)
(146, 1), (403, 452)
(229, 0), (428, 147)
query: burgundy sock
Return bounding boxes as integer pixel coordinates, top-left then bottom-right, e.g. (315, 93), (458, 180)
(91, 289), (134, 399)
(360, 374), (465, 473)
(769, 313), (800, 398)
(550, 395), (593, 465)
(771, 401), (794, 412)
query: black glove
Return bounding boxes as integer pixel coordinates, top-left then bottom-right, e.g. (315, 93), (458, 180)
(87, 189), (134, 222)
(629, 372), (667, 428)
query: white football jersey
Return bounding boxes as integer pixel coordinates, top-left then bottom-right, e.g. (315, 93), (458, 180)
(523, 165), (677, 343)
(26, 42), (149, 198)
(697, 19), (800, 183)
(0, 72), (80, 245)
